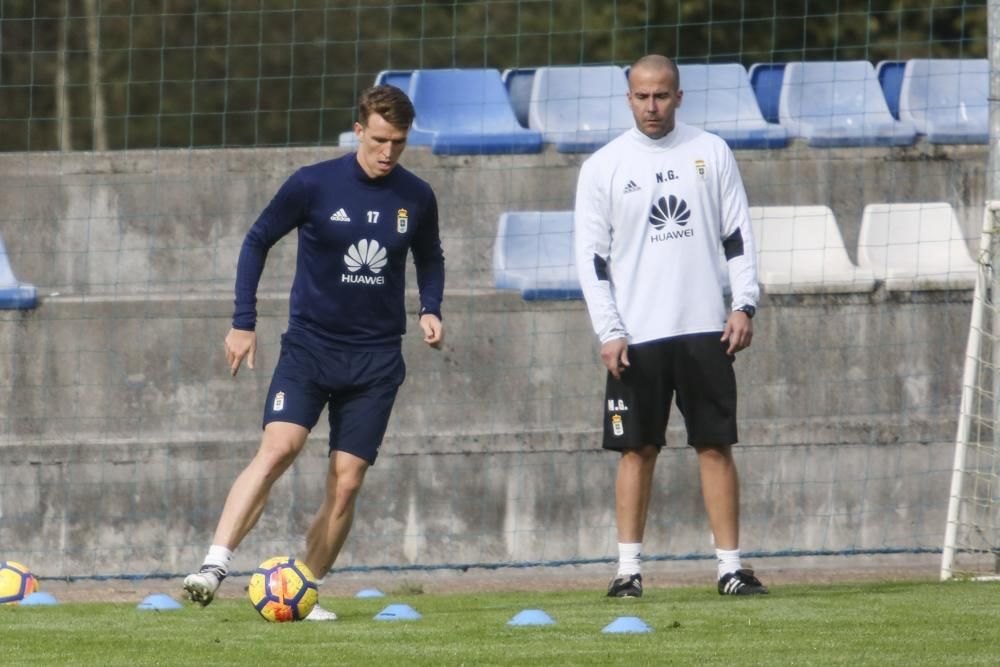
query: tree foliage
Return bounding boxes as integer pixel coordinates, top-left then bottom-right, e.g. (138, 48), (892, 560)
(0, 0), (987, 151)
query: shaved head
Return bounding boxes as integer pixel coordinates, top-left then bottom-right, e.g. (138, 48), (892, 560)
(626, 54), (683, 139)
(629, 55), (680, 89)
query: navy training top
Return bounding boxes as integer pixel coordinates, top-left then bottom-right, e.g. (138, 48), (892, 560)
(232, 153), (445, 351)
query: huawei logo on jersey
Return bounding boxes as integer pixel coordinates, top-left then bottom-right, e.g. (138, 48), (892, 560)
(345, 239), (387, 273)
(648, 195), (694, 243)
(649, 195), (691, 229)
(341, 239), (387, 285)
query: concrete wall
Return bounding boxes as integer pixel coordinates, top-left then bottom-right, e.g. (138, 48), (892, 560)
(0, 142), (982, 577)
(1, 142), (987, 295)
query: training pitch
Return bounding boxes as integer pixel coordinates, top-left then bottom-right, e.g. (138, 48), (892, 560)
(2, 579), (998, 666)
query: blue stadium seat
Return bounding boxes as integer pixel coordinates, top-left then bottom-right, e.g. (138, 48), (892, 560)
(375, 69), (413, 90)
(528, 65), (633, 153)
(493, 211), (582, 300)
(876, 60), (906, 120)
(748, 63), (785, 124)
(898, 59), (989, 144)
(677, 63), (788, 149)
(502, 68), (536, 129)
(408, 69), (543, 155)
(0, 231), (37, 310)
(778, 61), (916, 147)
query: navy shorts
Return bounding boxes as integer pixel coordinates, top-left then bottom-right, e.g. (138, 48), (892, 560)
(263, 338), (406, 465)
(602, 332), (738, 450)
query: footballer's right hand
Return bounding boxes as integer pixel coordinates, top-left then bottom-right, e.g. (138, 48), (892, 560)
(224, 328), (257, 376)
(600, 337), (630, 380)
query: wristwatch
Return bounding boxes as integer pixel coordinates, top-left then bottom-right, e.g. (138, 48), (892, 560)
(735, 305), (756, 319)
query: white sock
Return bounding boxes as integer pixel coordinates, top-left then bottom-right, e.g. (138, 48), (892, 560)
(617, 542), (642, 577)
(716, 547), (741, 579)
(203, 545), (233, 575)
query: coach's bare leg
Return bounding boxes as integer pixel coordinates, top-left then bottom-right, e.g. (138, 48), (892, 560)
(211, 422), (310, 550)
(616, 445), (659, 542)
(304, 450), (370, 579)
(696, 444), (740, 550)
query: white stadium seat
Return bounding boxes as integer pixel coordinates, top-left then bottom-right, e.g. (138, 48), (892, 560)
(858, 202), (977, 290)
(750, 205), (875, 294)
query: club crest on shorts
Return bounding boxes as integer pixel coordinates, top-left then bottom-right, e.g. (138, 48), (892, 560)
(272, 391), (285, 412)
(396, 208), (408, 233)
(611, 413), (624, 437)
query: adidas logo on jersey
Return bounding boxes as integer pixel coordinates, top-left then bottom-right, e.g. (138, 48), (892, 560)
(623, 180), (641, 194)
(342, 239), (387, 285)
(330, 208), (351, 223)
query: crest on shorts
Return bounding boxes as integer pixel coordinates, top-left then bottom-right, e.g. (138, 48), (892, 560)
(273, 391), (285, 412)
(611, 414), (624, 437)
(397, 208), (409, 233)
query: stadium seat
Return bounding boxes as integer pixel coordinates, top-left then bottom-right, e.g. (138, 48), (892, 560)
(858, 202), (977, 290)
(493, 211), (582, 300)
(528, 65), (634, 153)
(898, 59), (989, 144)
(0, 231), (37, 309)
(747, 63), (785, 124)
(677, 63), (788, 149)
(407, 69), (542, 154)
(502, 68), (536, 128)
(338, 130), (359, 148)
(778, 61), (917, 147)
(375, 69), (413, 90)
(750, 206), (875, 294)
(875, 60), (906, 120)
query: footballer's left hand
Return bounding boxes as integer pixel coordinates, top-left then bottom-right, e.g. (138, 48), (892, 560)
(420, 314), (444, 349)
(721, 311), (753, 355)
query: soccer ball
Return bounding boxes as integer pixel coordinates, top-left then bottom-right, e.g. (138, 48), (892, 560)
(247, 556), (318, 622)
(0, 561), (39, 605)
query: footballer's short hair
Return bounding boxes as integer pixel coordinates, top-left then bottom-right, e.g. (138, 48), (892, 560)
(629, 54), (680, 89)
(357, 85), (416, 130)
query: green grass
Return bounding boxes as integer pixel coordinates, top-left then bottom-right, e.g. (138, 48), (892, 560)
(3, 580), (998, 666)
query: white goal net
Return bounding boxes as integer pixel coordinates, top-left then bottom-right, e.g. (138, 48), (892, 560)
(942, 200), (1000, 581)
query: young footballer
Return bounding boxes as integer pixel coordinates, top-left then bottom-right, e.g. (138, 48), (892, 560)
(184, 85), (445, 619)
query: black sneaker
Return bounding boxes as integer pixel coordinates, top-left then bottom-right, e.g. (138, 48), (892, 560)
(718, 568), (768, 596)
(607, 573), (642, 598)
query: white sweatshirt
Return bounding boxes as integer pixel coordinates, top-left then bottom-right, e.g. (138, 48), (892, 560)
(574, 123), (759, 345)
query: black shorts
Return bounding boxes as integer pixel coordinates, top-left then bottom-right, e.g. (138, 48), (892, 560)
(602, 332), (738, 450)
(263, 337), (406, 465)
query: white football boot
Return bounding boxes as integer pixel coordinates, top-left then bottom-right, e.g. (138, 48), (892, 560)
(304, 604), (338, 621)
(183, 565), (226, 606)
